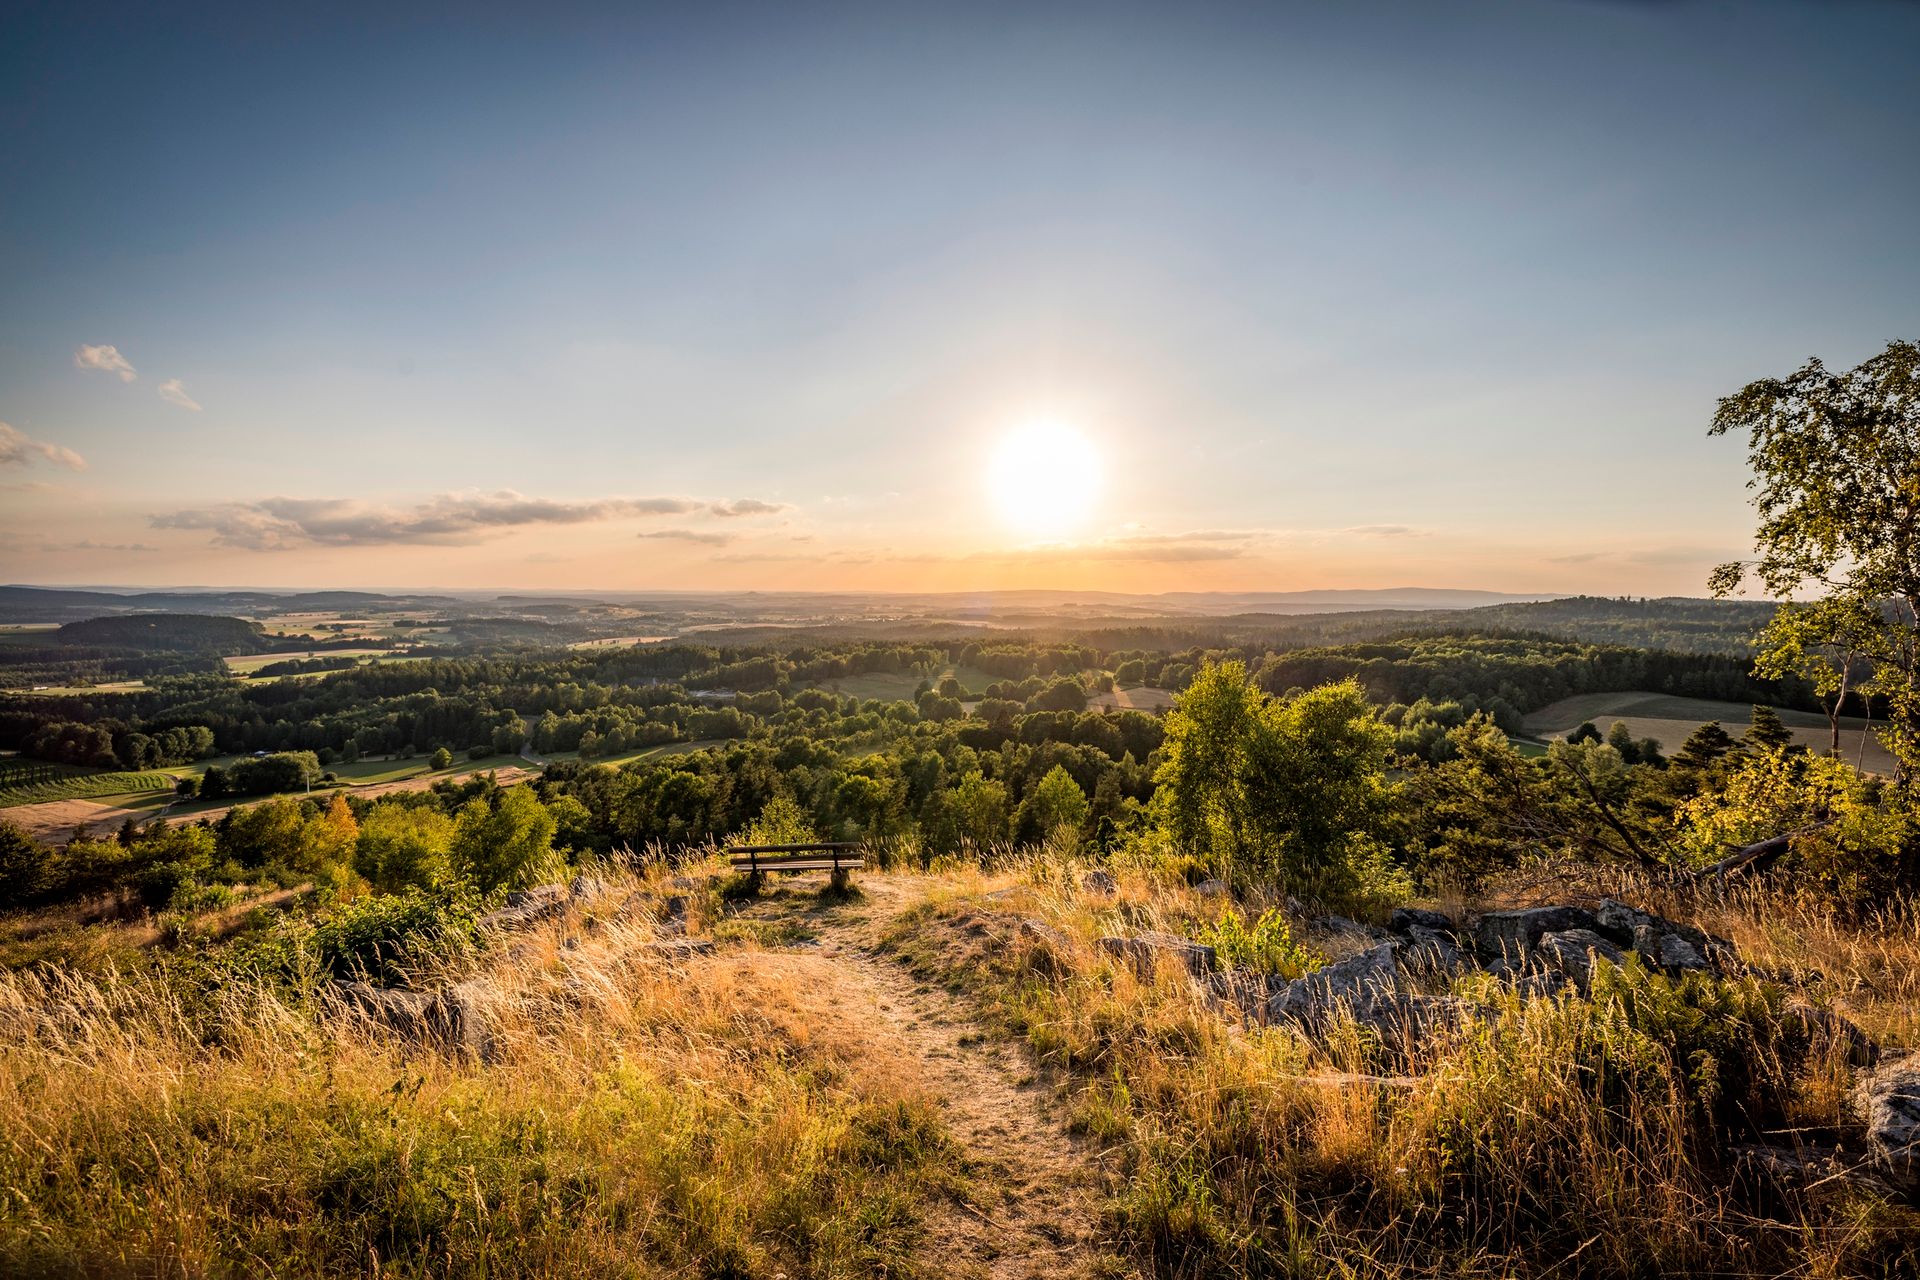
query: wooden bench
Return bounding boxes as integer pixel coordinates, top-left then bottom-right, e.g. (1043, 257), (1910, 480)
(726, 841), (865, 892)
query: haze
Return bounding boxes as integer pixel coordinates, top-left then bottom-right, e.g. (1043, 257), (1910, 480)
(3, 1), (1917, 594)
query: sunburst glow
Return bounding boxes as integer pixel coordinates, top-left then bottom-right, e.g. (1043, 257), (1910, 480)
(987, 421), (1102, 540)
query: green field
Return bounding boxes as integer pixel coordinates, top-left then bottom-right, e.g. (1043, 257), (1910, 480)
(0, 760), (178, 809)
(1523, 691), (1896, 773)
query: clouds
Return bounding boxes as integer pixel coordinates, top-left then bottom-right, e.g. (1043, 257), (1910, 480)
(637, 528), (737, 546)
(0, 422), (87, 471)
(74, 343), (204, 409)
(710, 498), (789, 517)
(157, 379), (202, 411)
(74, 344), (136, 382)
(152, 490), (788, 550)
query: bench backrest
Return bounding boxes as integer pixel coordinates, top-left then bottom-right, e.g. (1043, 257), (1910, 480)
(727, 841), (864, 871)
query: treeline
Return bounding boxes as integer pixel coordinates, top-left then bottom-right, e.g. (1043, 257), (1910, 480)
(0, 633), (1813, 776)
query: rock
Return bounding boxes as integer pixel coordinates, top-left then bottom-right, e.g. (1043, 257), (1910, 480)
(568, 874), (609, 902)
(1537, 928), (1629, 992)
(1099, 931), (1217, 979)
(1395, 925), (1467, 975)
(1361, 993), (1489, 1037)
(1315, 914), (1393, 945)
(1388, 906), (1453, 934)
(1020, 919), (1073, 951)
(1193, 878), (1228, 897)
(1473, 906), (1597, 964)
(1269, 943), (1398, 1025)
(1785, 998), (1877, 1066)
(1591, 899), (1715, 972)
(1081, 869), (1118, 895)
(331, 979), (496, 1059)
(483, 882), (571, 930)
(1857, 1057), (1920, 1189)
(1733, 1143), (1895, 1197)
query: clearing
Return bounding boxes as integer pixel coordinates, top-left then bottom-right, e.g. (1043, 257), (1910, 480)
(1523, 691), (1896, 773)
(1085, 686), (1174, 712)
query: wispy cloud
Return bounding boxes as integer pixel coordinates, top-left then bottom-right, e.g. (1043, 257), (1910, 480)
(151, 491), (787, 550)
(157, 378), (202, 411)
(1340, 524), (1427, 539)
(41, 540), (160, 553)
(710, 498), (789, 517)
(74, 344), (136, 382)
(638, 528), (737, 546)
(0, 422), (87, 471)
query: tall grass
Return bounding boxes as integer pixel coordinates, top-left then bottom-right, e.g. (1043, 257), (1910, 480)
(0, 869), (960, 1278)
(884, 860), (1920, 1277)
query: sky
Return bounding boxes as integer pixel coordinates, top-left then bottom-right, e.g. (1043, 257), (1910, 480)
(2, 0), (1917, 596)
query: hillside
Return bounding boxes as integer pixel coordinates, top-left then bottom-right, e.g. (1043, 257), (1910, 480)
(55, 613), (268, 654)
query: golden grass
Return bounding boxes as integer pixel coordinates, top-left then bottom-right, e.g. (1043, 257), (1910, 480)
(882, 858), (1920, 1277)
(0, 867), (962, 1278)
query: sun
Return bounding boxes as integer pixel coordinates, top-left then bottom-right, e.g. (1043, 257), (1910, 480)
(987, 420), (1102, 539)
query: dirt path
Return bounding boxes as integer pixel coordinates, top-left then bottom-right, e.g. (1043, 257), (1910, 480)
(723, 876), (1126, 1279)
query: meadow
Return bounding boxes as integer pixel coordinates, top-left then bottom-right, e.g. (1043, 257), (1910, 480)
(1524, 691), (1897, 774)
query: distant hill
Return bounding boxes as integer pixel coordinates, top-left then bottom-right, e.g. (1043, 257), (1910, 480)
(0, 585), (456, 624)
(55, 613), (269, 654)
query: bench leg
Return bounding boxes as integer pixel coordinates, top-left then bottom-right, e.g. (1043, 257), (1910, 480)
(830, 866), (850, 893)
(746, 870), (764, 896)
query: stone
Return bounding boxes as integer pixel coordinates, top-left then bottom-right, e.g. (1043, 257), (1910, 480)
(1361, 993), (1489, 1037)
(483, 882), (571, 930)
(1269, 943), (1399, 1024)
(1315, 914), (1393, 945)
(1472, 906), (1597, 964)
(1857, 1057), (1920, 1189)
(1395, 925), (1467, 975)
(1099, 931), (1217, 979)
(331, 978), (496, 1059)
(1785, 998), (1877, 1067)
(1536, 928), (1629, 992)
(1081, 869), (1118, 896)
(1193, 878), (1229, 897)
(1591, 899), (1715, 972)
(568, 874), (609, 902)
(1388, 906), (1453, 934)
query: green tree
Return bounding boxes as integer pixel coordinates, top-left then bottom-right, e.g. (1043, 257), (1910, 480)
(1745, 705), (1793, 753)
(429, 746), (454, 771)
(1015, 765), (1090, 846)
(1711, 340), (1920, 776)
(451, 785), (558, 893)
(355, 804), (455, 893)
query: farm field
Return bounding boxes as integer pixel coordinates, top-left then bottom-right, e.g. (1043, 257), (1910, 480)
(1086, 684), (1175, 712)
(532, 738), (738, 769)
(223, 647), (396, 674)
(1523, 691), (1896, 774)
(0, 760), (176, 809)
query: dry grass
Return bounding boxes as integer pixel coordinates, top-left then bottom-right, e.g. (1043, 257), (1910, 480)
(0, 866), (963, 1278)
(881, 859), (1920, 1277)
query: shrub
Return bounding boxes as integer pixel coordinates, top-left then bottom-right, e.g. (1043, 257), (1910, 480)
(307, 889), (482, 986)
(1198, 905), (1322, 979)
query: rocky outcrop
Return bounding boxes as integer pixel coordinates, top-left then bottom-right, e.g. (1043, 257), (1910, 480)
(329, 978), (498, 1059)
(1081, 869), (1117, 896)
(1268, 943), (1397, 1025)
(1536, 928), (1629, 992)
(1099, 931), (1216, 979)
(1472, 906), (1598, 964)
(1857, 1057), (1920, 1191)
(480, 875), (612, 931)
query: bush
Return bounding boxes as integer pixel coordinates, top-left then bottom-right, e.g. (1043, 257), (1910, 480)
(307, 889), (483, 986)
(1198, 905), (1322, 979)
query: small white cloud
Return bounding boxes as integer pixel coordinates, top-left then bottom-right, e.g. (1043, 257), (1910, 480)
(74, 344), (136, 382)
(0, 422), (87, 471)
(637, 528), (736, 546)
(157, 378), (202, 411)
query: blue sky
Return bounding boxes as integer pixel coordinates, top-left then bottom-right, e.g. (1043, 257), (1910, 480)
(3, 0), (1917, 591)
